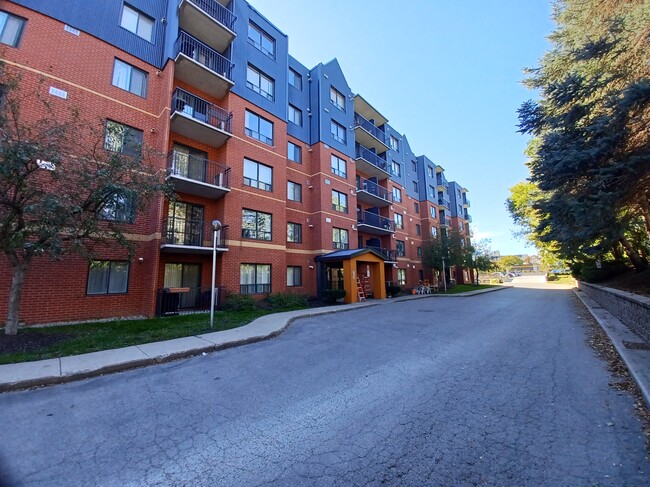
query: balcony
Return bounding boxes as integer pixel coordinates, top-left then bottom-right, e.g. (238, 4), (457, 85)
(174, 31), (234, 99)
(463, 197), (471, 208)
(170, 88), (232, 148)
(355, 144), (390, 179)
(161, 218), (229, 254)
(179, 0), (236, 52)
(354, 113), (389, 152)
(464, 212), (472, 222)
(356, 178), (391, 207)
(357, 210), (395, 235)
(436, 176), (447, 192)
(365, 246), (397, 262)
(167, 151), (231, 199)
(440, 216), (452, 228)
(437, 197), (451, 210)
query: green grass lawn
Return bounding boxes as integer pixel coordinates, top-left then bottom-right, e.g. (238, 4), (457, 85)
(440, 284), (499, 294)
(0, 307), (306, 365)
(546, 275), (576, 285)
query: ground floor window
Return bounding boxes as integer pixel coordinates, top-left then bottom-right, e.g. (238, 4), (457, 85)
(397, 268), (406, 286)
(240, 264), (271, 294)
(287, 266), (302, 287)
(87, 260), (129, 295)
(164, 263), (201, 308)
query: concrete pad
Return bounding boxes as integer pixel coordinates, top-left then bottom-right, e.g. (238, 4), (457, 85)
(60, 346), (149, 377)
(137, 336), (215, 359)
(0, 359), (60, 389)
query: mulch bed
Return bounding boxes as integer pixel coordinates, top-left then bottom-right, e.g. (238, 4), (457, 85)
(0, 332), (70, 355)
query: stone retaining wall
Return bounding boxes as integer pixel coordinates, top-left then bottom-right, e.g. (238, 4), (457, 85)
(578, 282), (650, 342)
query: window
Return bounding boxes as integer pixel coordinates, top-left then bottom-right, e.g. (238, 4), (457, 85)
(120, 4), (153, 42)
(330, 120), (346, 144)
(396, 240), (406, 257)
(287, 266), (302, 287)
(415, 224), (421, 236)
(394, 213), (404, 229)
(246, 65), (274, 101)
(330, 87), (345, 111)
(417, 246), (423, 258)
(288, 104), (302, 126)
(100, 190), (136, 223)
(0, 11), (26, 47)
(288, 142), (302, 163)
(87, 261), (129, 295)
(414, 202), (419, 214)
(112, 59), (148, 97)
(287, 222), (302, 243)
(411, 161), (417, 172)
(392, 187), (402, 203)
(413, 181), (419, 192)
(104, 120), (143, 157)
(245, 110), (274, 145)
(397, 269), (406, 286)
(242, 209), (272, 240)
(391, 161), (401, 177)
(331, 154), (346, 178)
(240, 264), (271, 294)
(333, 228), (349, 250)
(287, 181), (302, 202)
(289, 68), (302, 90)
(430, 206), (437, 218)
(389, 135), (399, 151)
(243, 158), (272, 191)
(431, 227), (438, 237)
(248, 22), (275, 58)
(459, 221), (465, 231)
(429, 185), (435, 198)
(427, 166), (434, 178)
(332, 190), (347, 213)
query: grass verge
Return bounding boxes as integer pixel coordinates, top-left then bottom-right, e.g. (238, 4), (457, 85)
(546, 275), (576, 285)
(440, 284), (499, 294)
(0, 307), (306, 365)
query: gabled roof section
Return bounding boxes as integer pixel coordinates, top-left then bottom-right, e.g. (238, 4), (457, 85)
(315, 248), (387, 262)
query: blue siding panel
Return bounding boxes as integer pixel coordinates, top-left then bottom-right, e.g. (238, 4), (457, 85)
(13, 0), (168, 68)
(287, 55), (310, 143)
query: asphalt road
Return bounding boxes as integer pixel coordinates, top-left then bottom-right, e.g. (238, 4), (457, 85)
(1, 282), (648, 486)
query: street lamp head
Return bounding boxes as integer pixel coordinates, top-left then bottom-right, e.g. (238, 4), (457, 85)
(211, 220), (222, 232)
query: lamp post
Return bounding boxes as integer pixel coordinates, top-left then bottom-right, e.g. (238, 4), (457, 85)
(442, 256), (447, 293)
(210, 220), (222, 329)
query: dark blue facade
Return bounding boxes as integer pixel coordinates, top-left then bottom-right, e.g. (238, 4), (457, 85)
(287, 55), (310, 143)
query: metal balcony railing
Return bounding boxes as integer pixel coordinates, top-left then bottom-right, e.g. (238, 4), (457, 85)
(463, 197), (471, 206)
(357, 211), (396, 232)
(186, 0), (236, 31)
(168, 151), (231, 188)
(240, 284), (271, 294)
(157, 285), (226, 315)
(175, 31), (234, 81)
(356, 178), (391, 202)
(162, 217), (228, 248)
(366, 246), (397, 261)
(355, 144), (389, 173)
(333, 241), (350, 250)
(172, 88), (232, 133)
(354, 113), (388, 145)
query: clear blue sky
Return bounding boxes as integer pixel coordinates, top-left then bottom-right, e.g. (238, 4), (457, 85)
(250, 0), (555, 256)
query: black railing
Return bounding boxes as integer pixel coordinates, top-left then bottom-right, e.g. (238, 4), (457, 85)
(156, 285), (225, 316)
(333, 242), (349, 250)
(168, 151), (231, 188)
(356, 178), (391, 202)
(366, 246), (397, 261)
(463, 197), (471, 207)
(355, 144), (389, 173)
(172, 88), (232, 133)
(162, 217), (228, 248)
(175, 31), (234, 80)
(186, 0), (236, 31)
(436, 175), (447, 187)
(240, 284), (271, 294)
(354, 113), (387, 145)
(357, 211), (396, 232)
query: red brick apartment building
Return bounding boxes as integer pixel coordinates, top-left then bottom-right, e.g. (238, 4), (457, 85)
(0, 0), (473, 325)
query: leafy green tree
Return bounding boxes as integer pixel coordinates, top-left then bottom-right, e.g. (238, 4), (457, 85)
(0, 73), (172, 335)
(470, 239), (496, 285)
(496, 256), (524, 272)
(515, 0), (649, 271)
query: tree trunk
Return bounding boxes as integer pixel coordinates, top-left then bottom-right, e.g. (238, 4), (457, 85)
(619, 237), (649, 272)
(5, 260), (28, 335)
(639, 202), (650, 242)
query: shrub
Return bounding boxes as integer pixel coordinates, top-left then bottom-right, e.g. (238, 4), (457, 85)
(386, 285), (401, 297)
(223, 293), (258, 311)
(578, 260), (630, 283)
(262, 292), (309, 310)
(322, 289), (346, 303)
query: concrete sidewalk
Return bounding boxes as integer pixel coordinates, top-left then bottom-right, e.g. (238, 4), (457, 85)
(0, 286), (510, 392)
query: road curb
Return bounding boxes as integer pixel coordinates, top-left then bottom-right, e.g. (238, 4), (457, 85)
(573, 289), (650, 408)
(0, 302), (380, 393)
